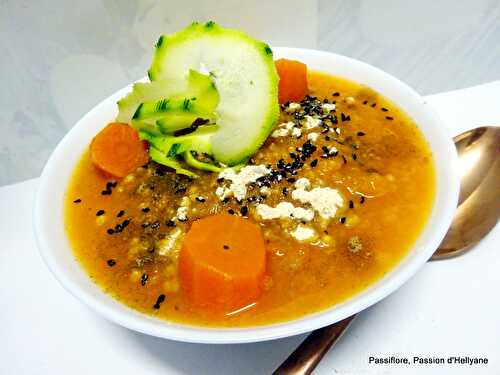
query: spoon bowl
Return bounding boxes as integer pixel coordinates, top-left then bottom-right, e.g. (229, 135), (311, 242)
(432, 126), (500, 259)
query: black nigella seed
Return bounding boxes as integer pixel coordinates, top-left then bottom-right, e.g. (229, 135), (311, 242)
(223, 245), (230, 250)
(73, 198), (81, 203)
(107, 259), (116, 267)
(195, 196), (206, 203)
(107, 228), (114, 235)
(96, 210), (105, 216)
(228, 209), (235, 215)
(340, 217), (346, 224)
(117, 210), (125, 217)
(349, 200), (354, 209)
(352, 154), (357, 160)
(332, 92), (340, 97)
(154, 168), (165, 177)
(153, 294), (166, 309)
(357, 131), (365, 136)
(282, 187), (289, 196)
(371, 103), (376, 108)
(386, 116), (394, 120)
(287, 177), (296, 183)
(240, 206), (249, 216)
(360, 196), (366, 204)
(310, 159), (318, 167)
(381, 107), (388, 112)
(363, 100), (368, 105)
(141, 207), (150, 213)
(341, 113), (351, 122)
(216, 177), (224, 183)
(101, 190), (111, 196)
(140, 273), (148, 286)
(342, 155), (347, 164)
(175, 185), (187, 194)
(325, 135), (331, 141)
(166, 219), (176, 227)
(149, 221), (160, 230)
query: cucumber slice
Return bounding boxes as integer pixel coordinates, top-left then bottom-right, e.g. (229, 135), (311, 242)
(148, 147), (197, 178)
(118, 69), (219, 131)
(140, 125), (217, 156)
(116, 78), (185, 124)
(183, 151), (222, 172)
(148, 21), (279, 165)
(132, 96), (214, 134)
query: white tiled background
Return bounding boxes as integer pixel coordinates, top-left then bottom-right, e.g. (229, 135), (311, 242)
(1, 0), (499, 185)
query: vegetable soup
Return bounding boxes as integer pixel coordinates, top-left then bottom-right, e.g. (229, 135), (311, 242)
(65, 68), (435, 327)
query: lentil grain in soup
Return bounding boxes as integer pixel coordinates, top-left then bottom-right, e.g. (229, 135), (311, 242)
(65, 71), (435, 327)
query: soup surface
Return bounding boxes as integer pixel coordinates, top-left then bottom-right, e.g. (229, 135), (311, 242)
(66, 71), (435, 327)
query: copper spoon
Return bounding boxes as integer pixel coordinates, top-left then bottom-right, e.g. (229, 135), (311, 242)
(274, 126), (500, 375)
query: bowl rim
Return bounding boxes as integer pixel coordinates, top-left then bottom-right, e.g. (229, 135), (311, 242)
(34, 47), (460, 344)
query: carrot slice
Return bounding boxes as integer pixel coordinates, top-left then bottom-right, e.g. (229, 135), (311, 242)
(275, 58), (308, 104)
(178, 214), (266, 312)
(90, 122), (149, 178)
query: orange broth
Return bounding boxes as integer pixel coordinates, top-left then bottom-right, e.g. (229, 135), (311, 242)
(65, 71), (435, 327)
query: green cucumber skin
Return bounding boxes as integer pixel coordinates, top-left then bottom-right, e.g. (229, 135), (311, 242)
(133, 97), (214, 123)
(183, 151), (222, 172)
(148, 146), (198, 178)
(118, 69), (219, 132)
(116, 78), (186, 124)
(148, 21), (280, 166)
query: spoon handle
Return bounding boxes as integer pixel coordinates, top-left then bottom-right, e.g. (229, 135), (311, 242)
(273, 315), (356, 375)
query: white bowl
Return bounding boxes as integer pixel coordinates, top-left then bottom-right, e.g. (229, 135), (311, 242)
(34, 48), (459, 344)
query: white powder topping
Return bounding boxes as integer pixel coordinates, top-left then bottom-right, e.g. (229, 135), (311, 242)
(157, 228), (183, 256)
(286, 102), (301, 112)
(176, 206), (189, 221)
(292, 127), (302, 138)
(292, 184), (344, 219)
(294, 178), (311, 190)
(307, 132), (319, 142)
(323, 146), (338, 156)
(290, 225), (316, 241)
(271, 122), (295, 138)
(215, 186), (231, 199)
(304, 115), (322, 130)
(218, 165), (270, 201)
(271, 128), (289, 138)
(322, 103), (336, 112)
(256, 202), (314, 222)
(335, 127), (341, 134)
(260, 186), (270, 196)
